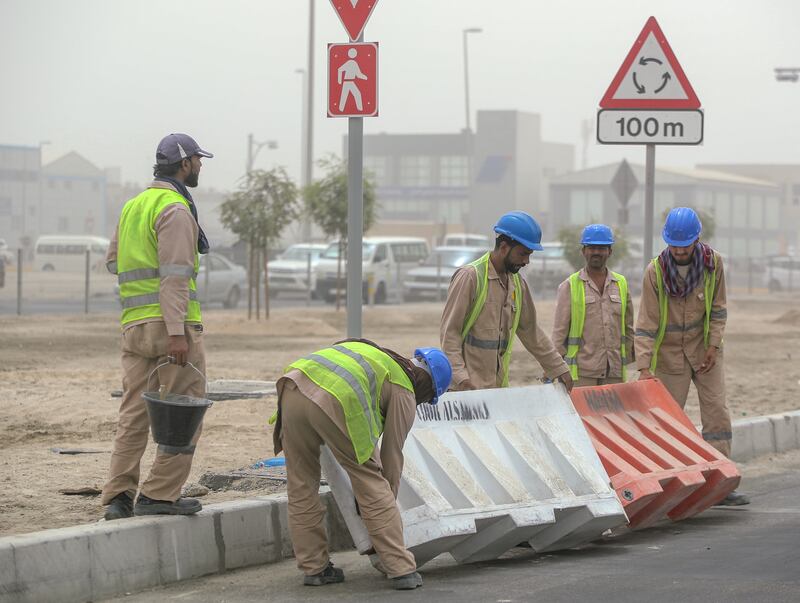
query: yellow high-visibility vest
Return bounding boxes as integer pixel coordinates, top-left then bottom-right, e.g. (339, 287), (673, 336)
(650, 256), (717, 373)
(460, 252), (522, 387)
(116, 188), (201, 326)
(564, 271), (628, 380)
(284, 341), (414, 464)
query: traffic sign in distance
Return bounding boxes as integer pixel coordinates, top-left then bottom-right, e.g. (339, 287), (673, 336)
(597, 109), (703, 145)
(611, 159), (638, 207)
(329, 0), (379, 42)
(328, 42), (378, 117)
(600, 16), (700, 109)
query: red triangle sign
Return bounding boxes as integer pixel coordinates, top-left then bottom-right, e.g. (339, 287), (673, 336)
(329, 0), (379, 42)
(599, 16), (700, 109)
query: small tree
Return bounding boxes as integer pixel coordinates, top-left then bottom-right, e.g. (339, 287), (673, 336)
(220, 167), (298, 319)
(557, 225), (630, 271)
(304, 155), (376, 309)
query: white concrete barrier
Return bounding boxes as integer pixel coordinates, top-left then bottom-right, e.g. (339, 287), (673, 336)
(323, 384), (627, 567)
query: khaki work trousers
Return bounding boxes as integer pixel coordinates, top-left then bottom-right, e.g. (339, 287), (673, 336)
(279, 384), (416, 578)
(657, 353), (732, 457)
(101, 321), (206, 505)
(575, 376), (624, 387)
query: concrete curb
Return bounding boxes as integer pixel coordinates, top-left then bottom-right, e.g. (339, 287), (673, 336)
(730, 410), (800, 462)
(0, 490), (352, 603)
(1, 411), (798, 603)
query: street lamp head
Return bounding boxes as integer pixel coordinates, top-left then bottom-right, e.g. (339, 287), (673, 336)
(295, 68), (305, 74)
(464, 27), (483, 34)
(775, 68), (800, 83)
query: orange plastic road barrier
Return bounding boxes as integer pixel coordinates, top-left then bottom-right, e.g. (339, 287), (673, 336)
(570, 380), (740, 529)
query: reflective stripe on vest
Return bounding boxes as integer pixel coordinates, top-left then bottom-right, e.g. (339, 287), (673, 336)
(564, 271), (628, 381)
(116, 188), (201, 326)
(460, 252), (522, 387)
(650, 256), (717, 373)
(284, 341), (414, 464)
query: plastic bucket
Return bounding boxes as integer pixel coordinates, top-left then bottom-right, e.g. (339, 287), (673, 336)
(143, 361), (212, 448)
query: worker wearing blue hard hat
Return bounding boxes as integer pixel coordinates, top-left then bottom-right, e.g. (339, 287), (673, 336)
(270, 338), (452, 590)
(552, 224), (634, 387)
(636, 207), (748, 506)
(440, 210), (572, 392)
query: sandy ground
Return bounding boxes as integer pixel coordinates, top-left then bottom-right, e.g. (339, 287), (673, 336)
(1, 294), (798, 536)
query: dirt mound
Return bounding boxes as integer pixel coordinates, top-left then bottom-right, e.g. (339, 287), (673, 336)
(772, 309), (800, 325)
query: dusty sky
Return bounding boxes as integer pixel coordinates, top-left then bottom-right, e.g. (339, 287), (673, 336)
(1, 0), (798, 191)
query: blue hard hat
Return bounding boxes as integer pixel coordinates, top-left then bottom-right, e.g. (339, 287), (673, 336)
(580, 224), (615, 246)
(663, 207), (702, 247)
(414, 347), (452, 405)
(493, 211), (544, 251)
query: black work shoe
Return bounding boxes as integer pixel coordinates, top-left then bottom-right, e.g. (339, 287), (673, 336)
(714, 490), (751, 506)
(104, 492), (133, 521)
(134, 494), (202, 516)
(303, 561), (345, 586)
(392, 571), (423, 590)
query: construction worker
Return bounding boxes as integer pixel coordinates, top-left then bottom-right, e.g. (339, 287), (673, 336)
(272, 340), (452, 590)
(636, 207), (748, 506)
(101, 133), (214, 520)
(552, 224), (634, 386)
(440, 211), (573, 392)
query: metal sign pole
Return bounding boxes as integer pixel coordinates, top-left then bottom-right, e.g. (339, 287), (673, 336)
(643, 144), (656, 267)
(346, 115), (364, 338)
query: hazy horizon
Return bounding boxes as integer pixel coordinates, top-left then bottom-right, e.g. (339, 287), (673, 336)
(1, 0), (798, 191)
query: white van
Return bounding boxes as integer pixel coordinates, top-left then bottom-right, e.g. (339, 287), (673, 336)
(34, 235), (110, 272)
(443, 233), (491, 248)
(314, 237), (429, 304)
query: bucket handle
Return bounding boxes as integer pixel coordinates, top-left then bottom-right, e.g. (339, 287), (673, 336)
(146, 360), (208, 400)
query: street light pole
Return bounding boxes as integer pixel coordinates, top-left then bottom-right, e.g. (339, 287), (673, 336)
(462, 27), (482, 132)
(302, 0), (315, 244)
(246, 134), (279, 175)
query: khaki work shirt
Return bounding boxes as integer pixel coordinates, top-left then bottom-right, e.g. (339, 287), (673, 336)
(274, 369), (417, 497)
(635, 252), (727, 375)
(440, 258), (569, 389)
(552, 268), (635, 379)
(106, 181), (200, 336)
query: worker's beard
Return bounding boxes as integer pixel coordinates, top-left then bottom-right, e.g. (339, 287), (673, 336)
(185, 167), (200, 188)
(503, 249), (524, 274)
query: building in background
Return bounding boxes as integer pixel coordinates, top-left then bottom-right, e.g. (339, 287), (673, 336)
(349, 109), (575, 244)
(698, 164), (800, 256)
(0, 144), (42, 253)
(549, 162), (792, 260)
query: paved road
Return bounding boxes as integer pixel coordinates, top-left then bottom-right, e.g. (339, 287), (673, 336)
(108, 468), (800, 603)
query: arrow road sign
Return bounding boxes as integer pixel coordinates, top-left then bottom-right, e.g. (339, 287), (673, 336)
(610, 159), (638, 207)
(599, 16), (700, 109)
(329, 0), (379, 41)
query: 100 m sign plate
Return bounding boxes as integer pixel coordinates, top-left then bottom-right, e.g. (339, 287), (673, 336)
(597, 109), (703, 145)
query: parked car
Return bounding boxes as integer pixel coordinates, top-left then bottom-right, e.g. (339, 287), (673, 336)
(0, 238), (13, 265)
(266, 243), (327, 298)
(115, 252), (246, 308)
(34, 235), (110, 272)
(522, 242), (573, 292)
(764, 255), (799, 292)
(442, 233), (491, 248)
(403, 246), (488, 301)
(315, 237), (429, 304)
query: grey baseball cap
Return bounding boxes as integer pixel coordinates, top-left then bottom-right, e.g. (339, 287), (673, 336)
(155, 133), (214, 165)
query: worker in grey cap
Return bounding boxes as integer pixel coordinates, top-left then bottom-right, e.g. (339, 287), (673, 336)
(101, 133), (214, 520)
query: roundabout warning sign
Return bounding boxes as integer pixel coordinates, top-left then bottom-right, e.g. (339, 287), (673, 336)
(599, 16), (700, 110)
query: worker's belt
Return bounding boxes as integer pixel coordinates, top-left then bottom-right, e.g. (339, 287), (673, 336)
(465, 334), (508, 350)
